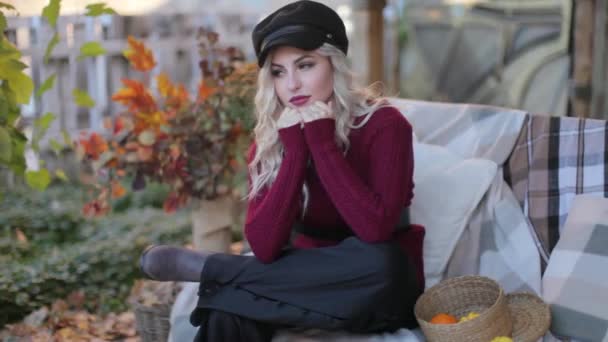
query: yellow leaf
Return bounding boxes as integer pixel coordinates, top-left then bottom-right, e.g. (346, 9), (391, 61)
(156, 72), (172, 97)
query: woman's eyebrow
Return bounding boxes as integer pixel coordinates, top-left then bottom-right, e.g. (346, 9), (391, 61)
(293, 54), (315, 63)
(271, 54), (315, 68)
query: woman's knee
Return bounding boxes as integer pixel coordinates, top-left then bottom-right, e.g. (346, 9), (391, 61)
(369, 242), (418, 290)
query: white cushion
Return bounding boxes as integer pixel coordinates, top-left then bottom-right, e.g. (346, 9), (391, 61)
(410, 142), (497, 288)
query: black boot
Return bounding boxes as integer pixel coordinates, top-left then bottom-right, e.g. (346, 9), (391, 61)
(139, 245), (210, 282)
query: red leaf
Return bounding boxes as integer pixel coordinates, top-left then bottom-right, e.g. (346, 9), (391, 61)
(78, 132), (109, 160)
(123, 36), (156, 72)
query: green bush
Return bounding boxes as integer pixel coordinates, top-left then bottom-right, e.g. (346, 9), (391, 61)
(0, 185), (192, 327)
(111, 181), (171, 212)
(0, 185), (88, 261)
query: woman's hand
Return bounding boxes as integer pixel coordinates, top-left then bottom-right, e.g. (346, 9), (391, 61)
(301, 101), (335, 124)
(276, 106), (302, 129)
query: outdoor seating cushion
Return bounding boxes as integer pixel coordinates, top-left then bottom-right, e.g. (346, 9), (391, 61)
(410, 142), (497, 288)
(542, 194), (608, 341)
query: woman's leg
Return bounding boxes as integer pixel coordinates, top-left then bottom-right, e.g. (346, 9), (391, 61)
(190, 238), (420, 334)
(193, 310), (277, 342)
(139, 245), (211, 282)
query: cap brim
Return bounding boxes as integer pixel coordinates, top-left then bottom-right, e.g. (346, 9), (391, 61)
(507, 293), (551, 341)
(258, 30), (326, 67)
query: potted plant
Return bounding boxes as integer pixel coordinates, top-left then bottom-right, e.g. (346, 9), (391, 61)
(78, 29), (257, 252)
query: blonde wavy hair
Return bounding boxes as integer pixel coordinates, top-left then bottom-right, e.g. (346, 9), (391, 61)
(247, 43), (388, 209)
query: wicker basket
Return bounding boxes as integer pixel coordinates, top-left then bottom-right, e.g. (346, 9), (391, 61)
(133, 301), (172, 342)
(414, 275), (513, 342)
(507, 293), (551, 342)
(130, 280), (182, 342)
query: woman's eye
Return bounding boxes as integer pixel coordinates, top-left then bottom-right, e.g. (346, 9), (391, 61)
(271, 69), (284, 77)
(299, 63), (314, 70)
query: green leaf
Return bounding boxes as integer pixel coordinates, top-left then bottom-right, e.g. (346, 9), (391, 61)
(77, 42), (106, 60)
(42, 0), (61, 27)
(33, 113), (56, 149)
(0, 84), (20, 125)
(0, 58), (27, 71)
(0, 3), (16, 11)
(35, 112), (56, 133)
(61, 130), (72, 148)
(0, 125), (11, 162)
(85, 3), (117, 17)
(55, 169), (68, 181)
(8, 135), (25, 175)
(49, 138), (63, 155)
(0, 38), (21, 62)
(44, 33), (60, 64)
(5, 107), (19, 126)
(72, 88), (95, 108)
(9, 126), (27, 143)
(25, 169), (51, 191)
(0, 11), (6, 32)
(0, 97), (7, 123)
(0, 60), (34, 104)
(8, 72), (33, 104)
(1, 80), (16, 104)
(36, 74), (56, 98)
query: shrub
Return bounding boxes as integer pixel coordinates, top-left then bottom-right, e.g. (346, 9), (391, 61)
(1, 185), (191, 327)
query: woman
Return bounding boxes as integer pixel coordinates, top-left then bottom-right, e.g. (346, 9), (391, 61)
(140, 1), (424, 341)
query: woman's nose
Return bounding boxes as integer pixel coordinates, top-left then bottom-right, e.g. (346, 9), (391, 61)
(287, 72), (301, 91)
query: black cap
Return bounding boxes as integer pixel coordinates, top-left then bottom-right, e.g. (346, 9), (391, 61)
(252, 0), (348, 67)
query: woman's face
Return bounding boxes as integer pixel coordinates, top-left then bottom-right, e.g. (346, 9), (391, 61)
(270, 46), (334, 110)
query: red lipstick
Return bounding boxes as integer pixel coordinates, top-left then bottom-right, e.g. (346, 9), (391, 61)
(289, 95), (311, 107)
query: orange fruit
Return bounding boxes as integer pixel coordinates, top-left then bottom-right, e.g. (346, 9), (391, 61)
(429, 313), (458, 324)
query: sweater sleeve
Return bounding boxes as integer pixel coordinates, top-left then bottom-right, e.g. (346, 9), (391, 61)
(303, 109), (414, 243)
(244, 124), (310, 263)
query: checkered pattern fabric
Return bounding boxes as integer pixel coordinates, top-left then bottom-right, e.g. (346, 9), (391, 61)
(542, 195), (608, 342)
(504, 115), (608, 268)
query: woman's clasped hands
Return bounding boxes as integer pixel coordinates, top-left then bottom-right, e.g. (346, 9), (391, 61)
(276, 101), (335, 129)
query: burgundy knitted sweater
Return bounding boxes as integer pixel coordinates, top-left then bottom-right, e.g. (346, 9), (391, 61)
(244, 106), (423, 286)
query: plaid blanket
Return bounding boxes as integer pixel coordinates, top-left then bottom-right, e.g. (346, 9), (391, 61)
(542, 195), (608, 342)
(390, 99), (540, 293)
(504, 115), (608, 268)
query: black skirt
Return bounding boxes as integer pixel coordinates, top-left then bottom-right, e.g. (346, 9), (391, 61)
(189, 236), (421, 337)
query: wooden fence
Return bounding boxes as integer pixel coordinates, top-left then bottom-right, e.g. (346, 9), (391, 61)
(6, 12), (258, 148)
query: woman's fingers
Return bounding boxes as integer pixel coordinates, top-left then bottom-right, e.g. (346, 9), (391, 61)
(277, 107), (303, 128)
(301, 101), (334, 123)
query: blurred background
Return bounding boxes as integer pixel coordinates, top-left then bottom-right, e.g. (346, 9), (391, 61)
(1, 0), (607, 339)
(5, 0), (595, 151)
